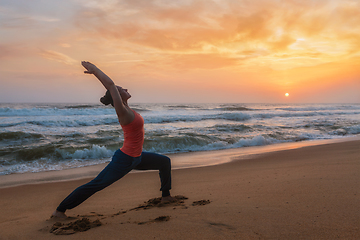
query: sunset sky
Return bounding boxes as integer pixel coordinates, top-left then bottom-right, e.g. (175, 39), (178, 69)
(1, 0), (359, 103)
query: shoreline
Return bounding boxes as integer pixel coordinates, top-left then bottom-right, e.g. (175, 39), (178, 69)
(0, 136), (359, 189)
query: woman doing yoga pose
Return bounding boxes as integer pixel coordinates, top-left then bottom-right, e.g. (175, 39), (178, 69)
(52, 61), (173, 218)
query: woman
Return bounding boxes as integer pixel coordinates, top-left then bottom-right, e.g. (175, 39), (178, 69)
(52, 61), (173, 218)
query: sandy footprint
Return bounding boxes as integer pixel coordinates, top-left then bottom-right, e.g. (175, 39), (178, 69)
(50, 218), (102, 235)
(137, 216), (171, 225)
(207, 221), (236, 231)
(192, 200), (211, 206)
(78, 211), (104, 218)
(130, 195), (188, 211)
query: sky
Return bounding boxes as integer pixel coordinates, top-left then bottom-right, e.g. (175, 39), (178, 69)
(0, 0), (359, 103)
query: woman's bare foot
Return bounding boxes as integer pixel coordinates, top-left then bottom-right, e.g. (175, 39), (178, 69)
(51, 210), (67, 219)
(161, 196), (177, 203)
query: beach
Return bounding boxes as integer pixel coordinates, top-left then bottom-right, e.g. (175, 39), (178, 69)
(0, 139), (359, 239)
(2, 0), (360, 238)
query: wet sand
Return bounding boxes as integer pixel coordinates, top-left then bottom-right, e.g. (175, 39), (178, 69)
(0, 140), (359, 239)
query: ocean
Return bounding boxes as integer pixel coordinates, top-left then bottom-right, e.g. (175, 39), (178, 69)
(1, 103), (359, 175)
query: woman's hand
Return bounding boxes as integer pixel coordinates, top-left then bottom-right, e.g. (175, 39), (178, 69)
(81, 61), (98, 74)
(80, 61), (132, 124)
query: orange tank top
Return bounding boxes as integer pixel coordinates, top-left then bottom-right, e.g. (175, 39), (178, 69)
(120, 110), (144, 157)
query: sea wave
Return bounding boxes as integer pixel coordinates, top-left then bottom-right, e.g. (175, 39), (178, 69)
(143, 134), (279, 154)
(1, 103), (359, 175)
(57, 145), (114, 160)
(2, 107), (359, 128)
(145, 112), (252, 124)
(0, 155), (111, 175)
(166, 104), (203, 110)
(212, 124), (252, 132)
(0, 106), (114, 117)
(0, 144), (116, 163)
(63, 104), (99, 109)
(27, 117), (119, 127)
(0, 131), (43, 141)
(329, 124), (360, 135)
(275, 104), (360, 112)
(217, 106), (253, 111)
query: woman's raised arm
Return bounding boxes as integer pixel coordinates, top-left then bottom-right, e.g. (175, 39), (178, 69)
(81, 61), (134, 125)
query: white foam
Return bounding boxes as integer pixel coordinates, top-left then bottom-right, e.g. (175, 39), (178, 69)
(58, 145), (114, 160)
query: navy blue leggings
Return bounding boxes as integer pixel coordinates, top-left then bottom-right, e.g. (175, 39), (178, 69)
(56, 150), (171, 212)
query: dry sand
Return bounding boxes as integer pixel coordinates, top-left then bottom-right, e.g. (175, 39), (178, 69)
(0, 140), (359, 239)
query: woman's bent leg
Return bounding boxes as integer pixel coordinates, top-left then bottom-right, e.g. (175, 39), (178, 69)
(56, 150), (140, 212)
(134, 152), (172, 197)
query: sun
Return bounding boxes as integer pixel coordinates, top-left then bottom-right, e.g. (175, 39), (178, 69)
(285, 93), (289, 97)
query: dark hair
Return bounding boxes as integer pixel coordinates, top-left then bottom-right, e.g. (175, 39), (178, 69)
(100, 90), (114, 106)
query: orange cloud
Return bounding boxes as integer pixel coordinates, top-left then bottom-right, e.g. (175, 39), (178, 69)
(39, 50), (77, 65)
(74, 0), (360, 55)
(170, 53), (240, 69)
